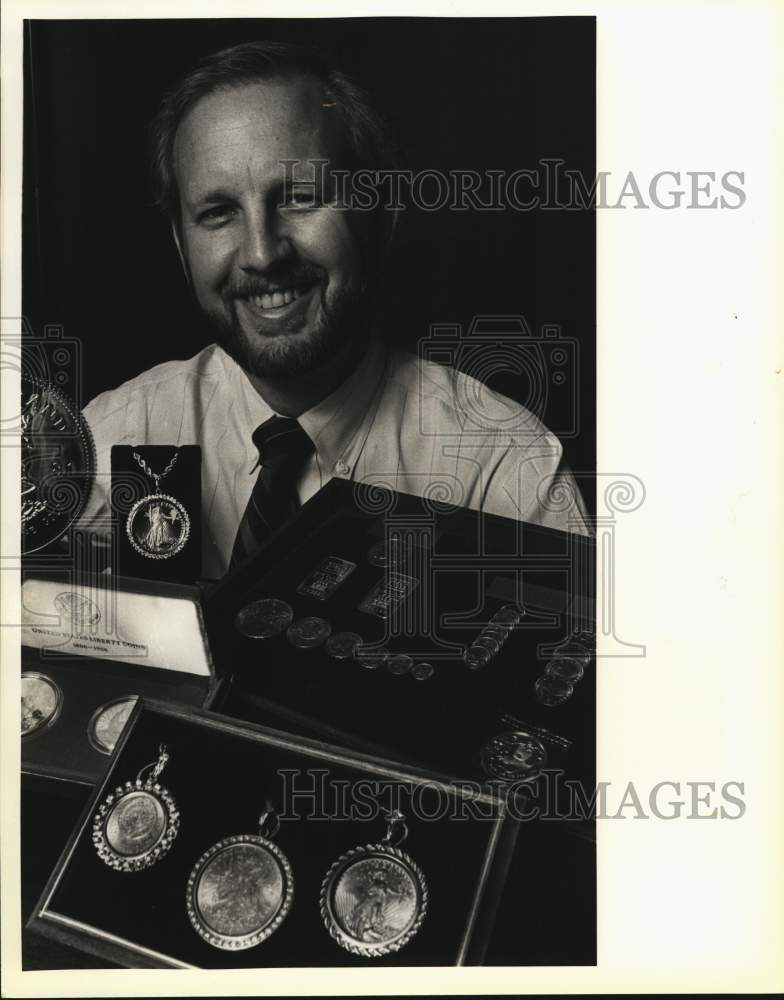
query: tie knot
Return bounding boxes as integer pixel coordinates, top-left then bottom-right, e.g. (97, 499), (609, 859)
(252, 415), (314, 470)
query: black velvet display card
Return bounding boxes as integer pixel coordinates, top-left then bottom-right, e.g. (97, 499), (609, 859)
(111, 445), (201, 583)
(31, 701), (514, 968)
(206, 480), (595, 792)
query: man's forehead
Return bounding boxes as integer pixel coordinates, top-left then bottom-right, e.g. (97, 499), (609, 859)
(174, 77), (342, 195)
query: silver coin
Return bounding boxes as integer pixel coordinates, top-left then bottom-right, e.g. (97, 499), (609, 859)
(320, 845), (428, 957)
(546, 657), (585, 683)
(21, 374), (96, 555)
(411, 662), (435, 681)
(480, 625), (508, 645)
(556, 641), (592, 665)
(463, 645), (491, 670)
(499, 603), (525, 619)
(21, 672), (62, 737)
(491, 608), (519, 627)
(387, 654), (413, 676)
(355, 645), (389, 669)
(126, 493), (191, 561)
(105, 791), (167, 858)
(480, 730), (548, 783)
(473, 635), (501, 657)
(326, 631), (364, 660)
(235, 598), (294, 639)
(534, 674), (574, 706)
(88, 696), (138, 755)
(187, 836), (294, 950)
(287, 616), (332, 649)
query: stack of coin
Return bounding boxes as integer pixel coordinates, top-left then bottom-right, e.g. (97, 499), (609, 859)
(464, 603), (523, 670)
(536, 626), (595, 705)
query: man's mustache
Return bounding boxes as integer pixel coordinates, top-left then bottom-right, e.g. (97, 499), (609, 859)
(223, 263), (327, 300)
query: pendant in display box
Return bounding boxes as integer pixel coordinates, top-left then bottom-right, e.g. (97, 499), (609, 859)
(320, 810), (428, 957)
(186, 808), (294, 951)
(92, 744), (180, 872)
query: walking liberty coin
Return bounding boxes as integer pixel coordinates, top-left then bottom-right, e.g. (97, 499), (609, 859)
(21, 673), (62, 737)
(88, 696), (139, 755)
(92, 745), (180, 872)
(287, 616), (332, 649)
(235, 598), (294, 639)
(187, 809), (293, 951)
(320, 810), (428, 957)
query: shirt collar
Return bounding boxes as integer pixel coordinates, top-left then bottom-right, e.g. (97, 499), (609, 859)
(218, 339), (387, 475)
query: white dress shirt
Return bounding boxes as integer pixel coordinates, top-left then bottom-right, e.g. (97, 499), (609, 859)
(81, 339), (591, 579)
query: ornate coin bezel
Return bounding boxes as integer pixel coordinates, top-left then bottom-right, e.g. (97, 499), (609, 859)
(92, 776), (180, 872)
(480, 729), (548, 784)
(125, 492), (191, 560)
(21, 671), (63, 738)
(186, 834), (294, 951)
(320, 842), (429, 958)
(87, 695), (139, 756)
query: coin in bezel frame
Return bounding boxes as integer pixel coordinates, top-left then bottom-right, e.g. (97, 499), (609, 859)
(186, 812), (294, 951)
(88, 695), (139, 755)
(92, 745), (179, 872)
(21, 672), (63, 738)
(126, 493), (191, 561)
(320, 811), (428, 958)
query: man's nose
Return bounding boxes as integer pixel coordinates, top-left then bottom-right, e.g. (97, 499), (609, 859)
(237, 209), (292, 272)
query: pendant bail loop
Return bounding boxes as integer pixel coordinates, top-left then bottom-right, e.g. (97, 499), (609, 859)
(137, 743), (169, 784)
(382, 809), (408, 847)
(259, 805), (280, 839)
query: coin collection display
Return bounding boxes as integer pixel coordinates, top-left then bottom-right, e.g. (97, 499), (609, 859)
(126, 449), (191, 560)
(90, 757), (427, 957)
(534, 628), (595, 707)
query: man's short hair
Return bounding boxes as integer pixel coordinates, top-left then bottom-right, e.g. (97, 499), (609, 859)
(149, 40), (399, 257)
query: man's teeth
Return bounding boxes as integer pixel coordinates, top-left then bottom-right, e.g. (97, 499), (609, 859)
(250, 288), (302, 310)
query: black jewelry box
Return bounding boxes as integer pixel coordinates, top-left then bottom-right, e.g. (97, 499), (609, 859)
(28, 700), (518, 968)
(21, 570), (224, 786)
(205, 478), (595, 801)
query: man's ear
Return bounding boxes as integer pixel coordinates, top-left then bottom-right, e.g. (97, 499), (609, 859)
(171, 221), (192, 287)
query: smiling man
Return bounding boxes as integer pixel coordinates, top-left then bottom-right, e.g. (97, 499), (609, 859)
(80, 40), (591, 580)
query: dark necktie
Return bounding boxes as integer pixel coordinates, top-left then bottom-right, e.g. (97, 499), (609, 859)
(230, 415), (315, 569)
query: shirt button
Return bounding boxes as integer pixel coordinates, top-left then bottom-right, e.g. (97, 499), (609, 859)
(335, 460), (350, 476)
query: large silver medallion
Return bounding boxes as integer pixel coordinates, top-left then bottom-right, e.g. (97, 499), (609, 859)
(320, 842), (428, 957)
(480, 730), (548, 783)
(126, 493), (190, 560)
(92, 746), (179, 872)
(186, 834), (294, 950)
(21, 374), (95, 554)
(21, 672), (63, 737)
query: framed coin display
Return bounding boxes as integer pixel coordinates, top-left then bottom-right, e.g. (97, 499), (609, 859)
(186, 811), (294, 952)
(21, 672), (63, 738)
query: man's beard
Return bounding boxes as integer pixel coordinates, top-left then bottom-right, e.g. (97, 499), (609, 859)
(202, 263), (372, 379)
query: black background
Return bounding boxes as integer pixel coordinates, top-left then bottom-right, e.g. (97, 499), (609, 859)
(23, 16), (595, 510)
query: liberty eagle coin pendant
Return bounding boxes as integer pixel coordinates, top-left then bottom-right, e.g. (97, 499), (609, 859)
(126, 492), (190, 560)
(92, 745), (180, 872)
(186, 809), (294, 951)
(320, 810), (428, 957)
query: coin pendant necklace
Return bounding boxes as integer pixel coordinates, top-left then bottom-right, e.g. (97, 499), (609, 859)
(126, 449), (191, 560)
(320, 809), (428, 957)
(92, 744), (180, 872)
(186, 806), (294, 951)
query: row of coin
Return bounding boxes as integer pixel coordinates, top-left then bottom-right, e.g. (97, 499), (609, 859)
(534, 628), (595, 706)
(463, 604), (524, 670)
(235, 599), (435, 680)
(21, 672), (137, 754)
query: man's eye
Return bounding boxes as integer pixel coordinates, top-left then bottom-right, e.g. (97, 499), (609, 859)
(197, 205), (236, 226)
(281, 189), (323, 210)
